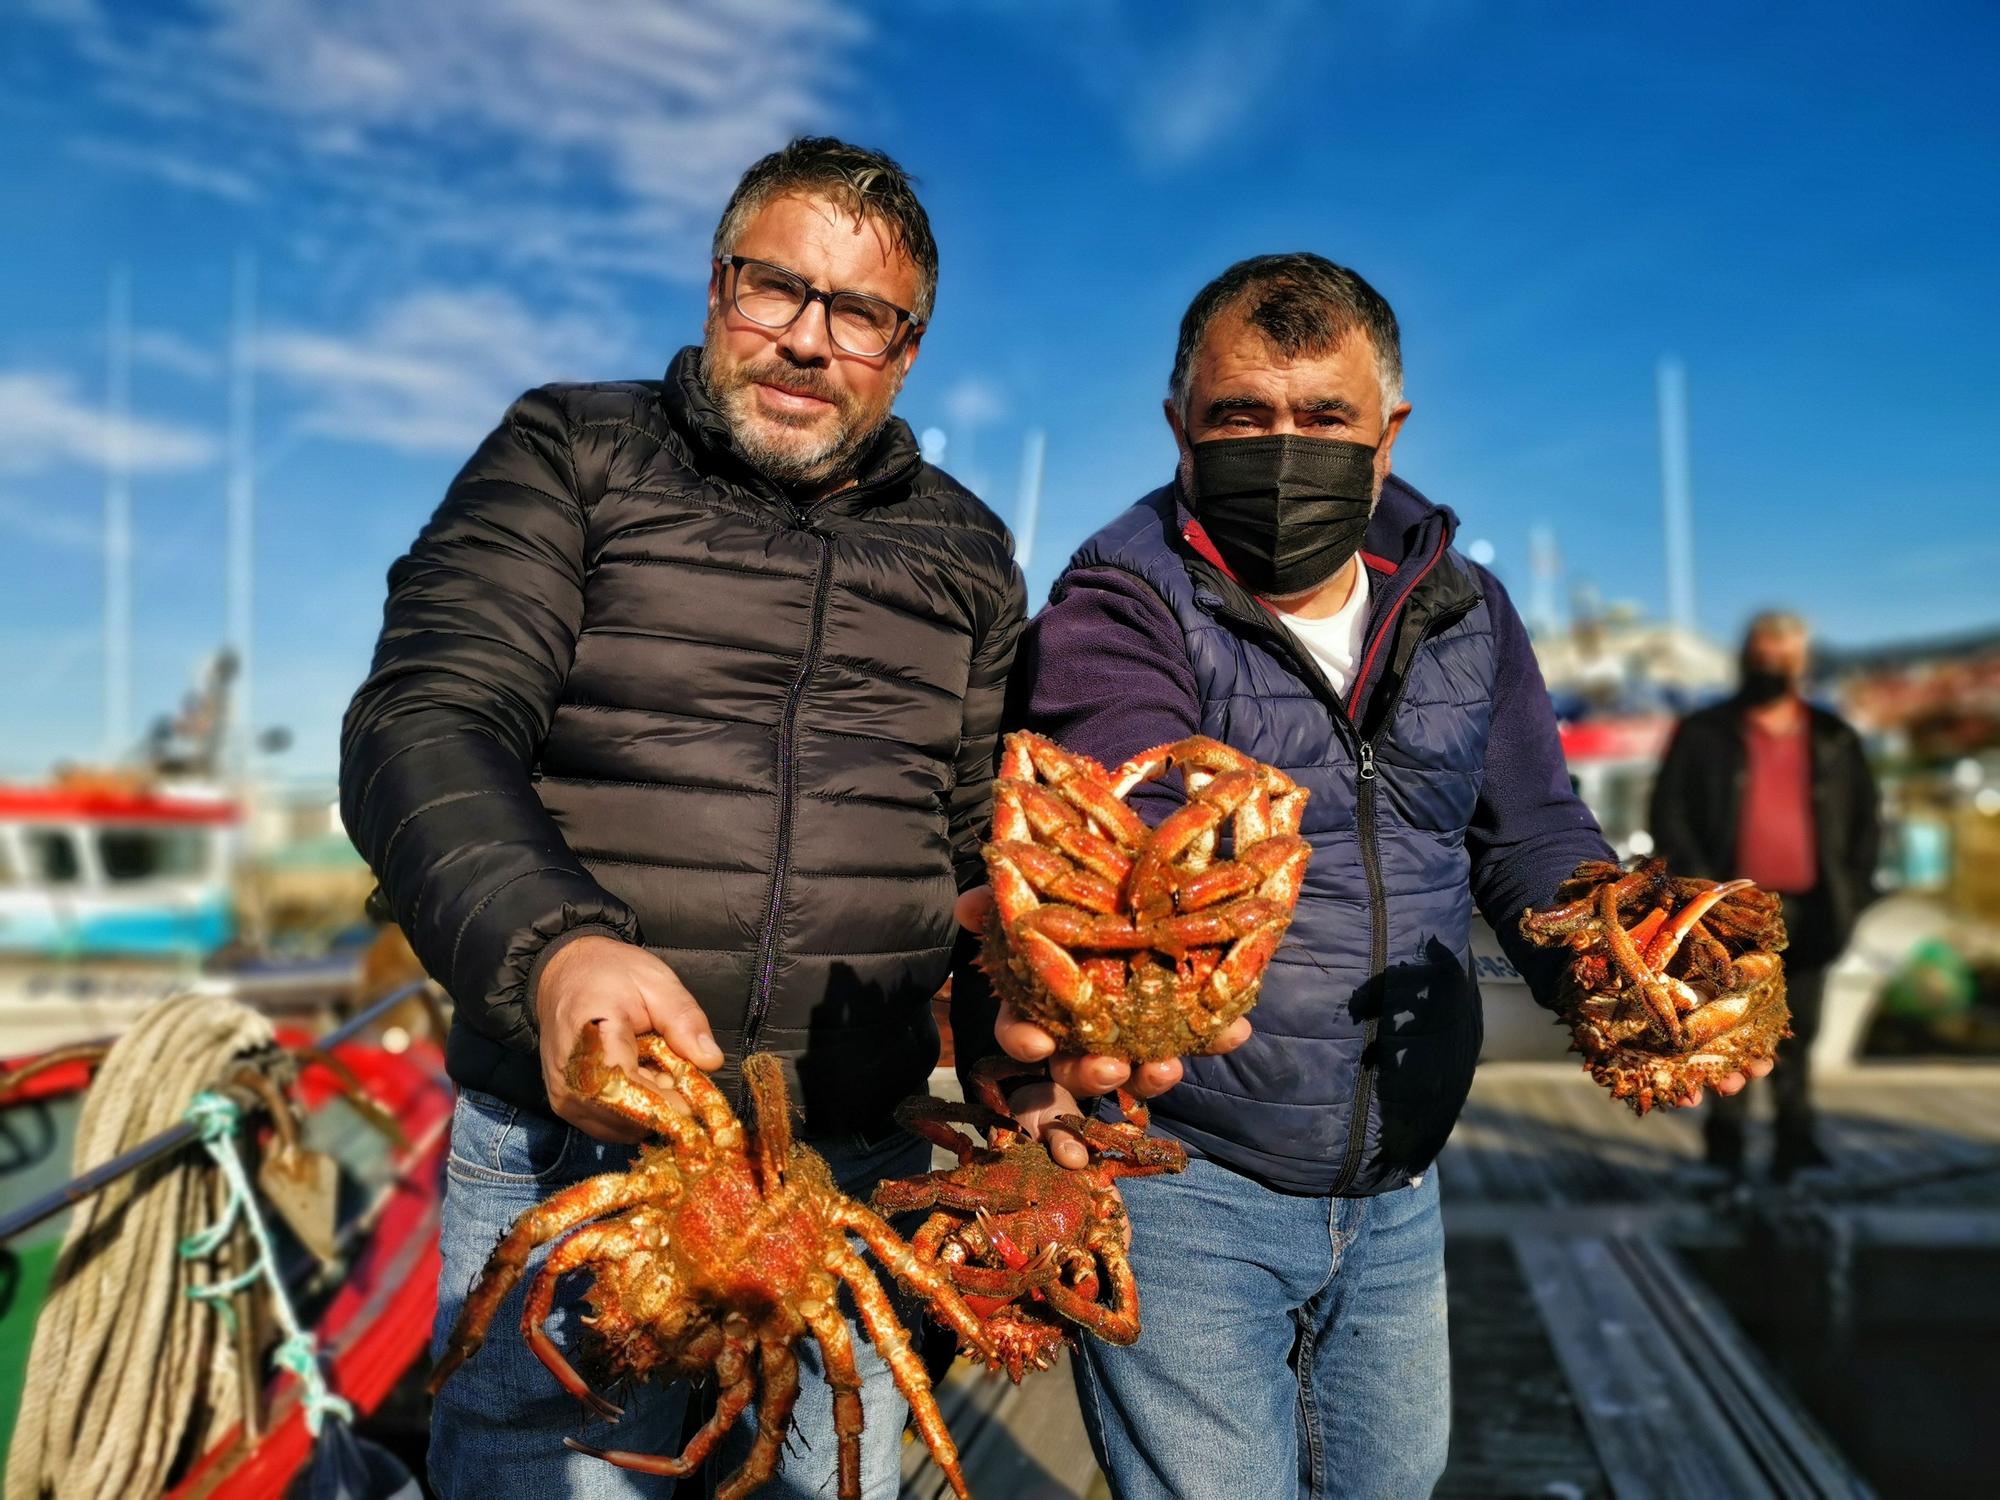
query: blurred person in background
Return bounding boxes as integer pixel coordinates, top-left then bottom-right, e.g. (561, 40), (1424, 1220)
(955, 254), (1769, 1499)
(341, 137), (1025, 1497)
(1650, 610), (1881, 1181)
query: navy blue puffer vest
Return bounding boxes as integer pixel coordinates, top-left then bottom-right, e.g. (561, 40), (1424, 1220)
(1065, 478), (1495, 1195)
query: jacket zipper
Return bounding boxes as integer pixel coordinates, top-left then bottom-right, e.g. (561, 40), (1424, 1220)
(1331, 739), (1389, 1195)
(741, 514), (835, 1057)
(1327, 530), (1458, 1195)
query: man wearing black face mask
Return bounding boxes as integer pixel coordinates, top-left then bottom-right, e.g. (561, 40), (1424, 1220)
(947, 254), (1770, 1497)
(1650, 611), (1880, 1182)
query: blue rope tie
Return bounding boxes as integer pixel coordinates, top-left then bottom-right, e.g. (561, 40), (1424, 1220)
(180, 1089), (357, 1436)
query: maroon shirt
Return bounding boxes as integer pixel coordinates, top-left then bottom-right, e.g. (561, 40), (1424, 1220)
(1735, 717), (1818, 894)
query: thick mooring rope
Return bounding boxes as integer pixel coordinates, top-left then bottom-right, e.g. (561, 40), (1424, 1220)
(4, 995), (278, 1499)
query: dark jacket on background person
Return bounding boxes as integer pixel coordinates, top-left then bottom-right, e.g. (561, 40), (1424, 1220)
(1648, 697), (1880, 966)
(955, 476), (1611, 1195)
(341, 347), (1027, 1135)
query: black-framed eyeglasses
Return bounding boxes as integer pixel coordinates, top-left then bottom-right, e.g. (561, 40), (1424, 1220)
(717, 255), (923, 358)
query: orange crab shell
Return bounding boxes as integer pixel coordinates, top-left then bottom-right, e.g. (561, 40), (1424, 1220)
(981, 732), (1311, 1062)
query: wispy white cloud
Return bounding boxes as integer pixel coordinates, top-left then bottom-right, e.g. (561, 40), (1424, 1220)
(943, 376), (1010, 434)
(0, 493), (103, 553)
(132, 328), (221, 381)
(37, 0), (866, 280)
(959, 0), (1317, 167)
(68, 137), (261, 203)
(0, 370), (217, 475)
(257, 286), (633, 454)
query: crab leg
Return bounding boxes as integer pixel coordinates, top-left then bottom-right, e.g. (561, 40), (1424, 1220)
(1595, 883), (1688, 1049)
(634, 1033), (744, 1149)
(564, 1028), (719, 1153)
(522, 1222), (652, 1420)
(1522, 859), (1666, 941)
(1648, 880), (1753, 970)
(987, 839), (1122, 913)
(830, 1201), (1001, 1365)
(738, 1051), (792, 1192)
(429, 1168), (661, 1392)
(1126, 770), (1265, 920)
(1034, 1228), (1142, 1344)
(708, 1335), (804, 1500)
(802, 1304), (867, 1499)
(995, 781), (1134, 881)
(830, 1246), (973, 1500)
(564, 1327), (756, 1475)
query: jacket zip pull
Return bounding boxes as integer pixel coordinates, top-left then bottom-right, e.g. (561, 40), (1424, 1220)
(1358, 741), (1377, 780)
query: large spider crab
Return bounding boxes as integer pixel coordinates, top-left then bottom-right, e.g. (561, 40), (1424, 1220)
(427, 1032), (997, 1500)
(981, 731), (1311, 1060)
(1520, 858), (1791, 1114)
(871, 1057), (1187, 1381)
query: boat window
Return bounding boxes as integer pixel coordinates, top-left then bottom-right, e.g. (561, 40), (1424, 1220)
(97, 828), (210, 882)
(0, 841), (16, 885)
(25, 830), (82, 885)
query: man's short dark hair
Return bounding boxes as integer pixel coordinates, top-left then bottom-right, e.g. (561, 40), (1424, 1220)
(1169, 253), (1403, 420)
(713, 136), (939, 323)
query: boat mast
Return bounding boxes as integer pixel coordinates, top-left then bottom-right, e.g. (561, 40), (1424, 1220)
(226, 251), (256, 777)
(1014, 427), (1046, 575)
(103, 267), (133, 760)
(1655, 356), (1697, 639)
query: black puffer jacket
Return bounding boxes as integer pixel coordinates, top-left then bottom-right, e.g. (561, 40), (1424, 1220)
(341, 348), (1026, 1133)
(1648, 695), (1880, 965)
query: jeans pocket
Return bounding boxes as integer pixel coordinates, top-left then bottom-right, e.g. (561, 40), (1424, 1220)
(446, 1088), (576, 1185)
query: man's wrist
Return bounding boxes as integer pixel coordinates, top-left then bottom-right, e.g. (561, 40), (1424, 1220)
(526, 924), (633, 1025)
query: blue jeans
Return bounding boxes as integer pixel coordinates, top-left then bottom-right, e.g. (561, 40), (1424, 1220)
(428, 1087), (933, 1498)
(1074, 1158), (1449, 1500)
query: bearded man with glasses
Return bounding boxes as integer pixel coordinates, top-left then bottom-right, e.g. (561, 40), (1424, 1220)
(342, 137), (1026, 1497)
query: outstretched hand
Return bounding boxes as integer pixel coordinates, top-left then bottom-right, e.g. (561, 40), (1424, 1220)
(534, 935), (725, 1143)
(1667, 1055), (1775, 1109)
(955, 885), (1252, 1168)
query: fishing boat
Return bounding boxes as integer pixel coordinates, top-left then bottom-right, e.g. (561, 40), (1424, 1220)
(0, 982), (450, 1496)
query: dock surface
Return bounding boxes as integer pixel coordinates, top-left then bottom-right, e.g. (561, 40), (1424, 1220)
(910, 1062), (2000, 1498)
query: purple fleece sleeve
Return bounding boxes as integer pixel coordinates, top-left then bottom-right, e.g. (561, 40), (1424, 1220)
(1464, 565), (1616, 1007)
(1016, 567), (1201, 819)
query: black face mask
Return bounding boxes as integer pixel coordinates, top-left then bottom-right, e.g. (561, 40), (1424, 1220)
(1739, 668), (1796, 706)
(1188, 435), (1377, 597)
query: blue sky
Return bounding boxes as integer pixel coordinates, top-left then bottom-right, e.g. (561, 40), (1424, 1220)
(2, 0), (1996, 778)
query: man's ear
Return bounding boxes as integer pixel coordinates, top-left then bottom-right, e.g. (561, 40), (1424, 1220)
(1163, 397), (1190, 456)
(897, 325), (923, 379)
(706, 260), (724, 322)
(1375, 401), (1413, 483)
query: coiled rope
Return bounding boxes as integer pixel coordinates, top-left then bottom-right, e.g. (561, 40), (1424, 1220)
(4, 994), (291, 1498)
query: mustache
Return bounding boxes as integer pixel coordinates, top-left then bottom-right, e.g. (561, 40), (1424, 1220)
(737, 359), (845, 408)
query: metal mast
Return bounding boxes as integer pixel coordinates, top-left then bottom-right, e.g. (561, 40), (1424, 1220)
(1014, 428), (1046, 575)
(226, 251), (256, 774)
(1656, 356), (1697, 638)
(103, 267), (133, 760)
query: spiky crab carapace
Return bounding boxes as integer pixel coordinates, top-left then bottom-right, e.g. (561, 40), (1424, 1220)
(1520, 858), (1791, 1114)
(981, 731), (1311, 1061)
(871, 1057), (1187, 1381)
(426, 1033), (996, 1500)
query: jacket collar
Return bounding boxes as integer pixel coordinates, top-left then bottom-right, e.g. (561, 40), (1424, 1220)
(660, 345), (923, 506)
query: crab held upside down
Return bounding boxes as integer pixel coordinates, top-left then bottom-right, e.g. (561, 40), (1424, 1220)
(871, 1057), (1187, 1381)
(427, 1032), (998, 1500)
(1519, 858), (1791, 1114)
(981, 731), (1311, 1061)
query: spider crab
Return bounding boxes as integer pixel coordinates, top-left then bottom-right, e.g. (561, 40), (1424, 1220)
(982, 731), (1311, 1060)
(871, 1057), (1187, 1381)
(427, 1032), (997, 1500)
(1520, 858), (1791, 1114)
